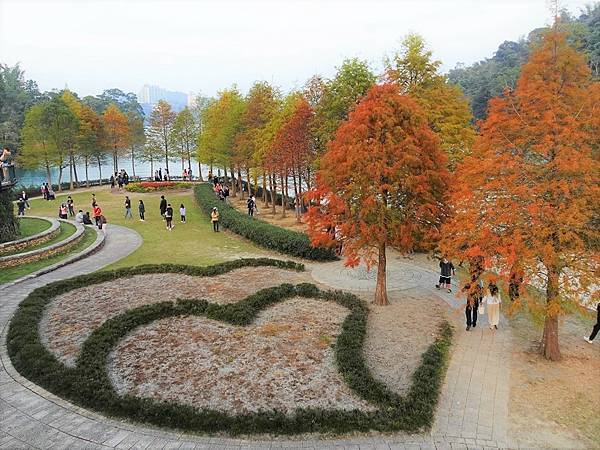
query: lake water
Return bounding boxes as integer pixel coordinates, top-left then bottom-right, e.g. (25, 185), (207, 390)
(15, 158), (214, 188)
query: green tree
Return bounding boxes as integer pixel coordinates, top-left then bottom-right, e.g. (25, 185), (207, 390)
(40, 96), (79, 191)
(171, 107), (198, 176)
(385, 33), (475, 164)
(197, 88), (246, 193)
(312, 58), (376, 154)
(77, 105), (102, 187)
(19, 103), (60, 186)
(236, 81), (279, 197)
(0, 64), (42, 151)
(127, 111), (145, 178)
(149, 100), (176, 175)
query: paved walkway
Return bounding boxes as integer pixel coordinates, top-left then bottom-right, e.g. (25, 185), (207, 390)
(1, 238), (514, 449)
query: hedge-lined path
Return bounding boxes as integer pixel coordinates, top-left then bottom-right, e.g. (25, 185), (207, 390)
(1, 227), (513, 449)
(310, 252), (513, 449)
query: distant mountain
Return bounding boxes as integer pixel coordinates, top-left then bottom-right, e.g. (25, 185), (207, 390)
(448, 4), (600, 119)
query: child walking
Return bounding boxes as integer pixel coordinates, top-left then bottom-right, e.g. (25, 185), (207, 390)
(180, 204), (186, 223)
(211, 207), (220, 232)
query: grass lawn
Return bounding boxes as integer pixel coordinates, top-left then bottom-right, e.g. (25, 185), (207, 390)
(2, 221), (76, 257)
(16, 216), (51, 238)
(24, 186), (268, 270)
(0, 226), (97, 285)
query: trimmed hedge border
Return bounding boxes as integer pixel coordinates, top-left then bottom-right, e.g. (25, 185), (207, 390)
(8, 258), (452, 436)
(194, 184), (337, 261)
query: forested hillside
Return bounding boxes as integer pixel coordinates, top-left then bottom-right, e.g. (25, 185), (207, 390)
(448, 4), (600, 119)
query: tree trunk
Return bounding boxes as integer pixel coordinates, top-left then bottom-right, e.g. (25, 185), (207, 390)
(131, 146), (136, 178)
(292, 166), (301, 222)
(97, 157), (103, 186)
(374, 241), (389, 305)
(246, 168), (252, 197)
(237, 168), (243, 198)
(198, 162), (203, 181)
(85, 157), (89, 188)
(262, 172), (268, 206)
(113, 150), (118, 174)
(541, 265), (561, 360)
(45, 162), (52, 186)
(229, 167), (236, 197)
(58, 165), (63, 192)
(280, 171), (286, 218)
(69, 153), (74, 190)
(270, 173), (276, 214)
(73, 155), (79, 187)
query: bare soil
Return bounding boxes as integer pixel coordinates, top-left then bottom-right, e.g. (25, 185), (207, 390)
(108, 297), (374, 413)
(230, 196), (308, 233)
(508, 310), (600, 448)
(39, 266), (311, 366)
(363, 287), (448, 396)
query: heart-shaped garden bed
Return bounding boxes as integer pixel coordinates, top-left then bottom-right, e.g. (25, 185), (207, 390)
(8, 258), (452, 436)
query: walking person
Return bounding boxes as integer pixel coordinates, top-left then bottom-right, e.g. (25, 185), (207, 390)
(124, 196), (133, 219)
(484, 284), (501, 330)
(463, 283), (479, 331)
(584, 303), (600, 344)
(17, 198), (26, 216)
(159, 195), (167, 217)
(99, 215), (108, 234)
(20, 191), (30, 209)
(180, 203), (186, 223)
(436, 256), (456, 293)
(67, 196), (75, 217)
(91, 193), (97, 207)
(110, 174), (115, 189)
(211, 207), (220, 232)
(247, 196), (255, 216)
(138, 200), (145, 221)
(165, 203), (174, 230)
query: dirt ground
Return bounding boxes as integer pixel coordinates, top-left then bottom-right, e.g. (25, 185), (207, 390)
(230, 196), (308, 233)
(109, 297), (374, 413)
(508, 310), (600, 448)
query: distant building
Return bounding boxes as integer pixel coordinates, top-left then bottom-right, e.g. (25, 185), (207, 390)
(137, 84), (190, 116)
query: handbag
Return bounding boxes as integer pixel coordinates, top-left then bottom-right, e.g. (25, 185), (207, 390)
(478, 303), (485, 315)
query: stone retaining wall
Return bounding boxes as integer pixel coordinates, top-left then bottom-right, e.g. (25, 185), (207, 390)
(0, 217), (59, 256)
(0, 220), (84, 268)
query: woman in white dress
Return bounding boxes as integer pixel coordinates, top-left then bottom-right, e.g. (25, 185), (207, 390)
(484, 284), (501, 330)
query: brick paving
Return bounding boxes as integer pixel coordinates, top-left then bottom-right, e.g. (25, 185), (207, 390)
(1, 234), (515, 449)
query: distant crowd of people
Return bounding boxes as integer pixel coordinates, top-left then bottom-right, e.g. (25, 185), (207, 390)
(110, 169), (130, 190)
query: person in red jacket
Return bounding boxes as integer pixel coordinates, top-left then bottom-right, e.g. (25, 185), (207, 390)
(92, 205), (102, 227)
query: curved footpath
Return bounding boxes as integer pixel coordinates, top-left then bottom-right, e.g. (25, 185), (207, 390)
(1, 233), (513, 449)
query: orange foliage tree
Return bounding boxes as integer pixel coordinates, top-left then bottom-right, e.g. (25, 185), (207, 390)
(101, 104), (130, 174)
(441, 27), (600, 360)
(307, 84), (450, 305)
(271, 97), (313, 221)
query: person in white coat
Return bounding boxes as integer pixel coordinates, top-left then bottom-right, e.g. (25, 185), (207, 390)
(484, 284), (501, 330)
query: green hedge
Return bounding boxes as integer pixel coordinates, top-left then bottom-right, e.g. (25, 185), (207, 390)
(8, 258), (452, 436)
(194, 184), (337, 261)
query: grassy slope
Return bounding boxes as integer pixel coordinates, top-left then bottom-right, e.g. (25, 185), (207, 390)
(24, 186), (267, 270)
(17, 217), (51, 238)
(0, 226), (97, 285)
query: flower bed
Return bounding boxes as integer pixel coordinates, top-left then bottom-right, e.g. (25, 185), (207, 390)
(125, 181), (193, 193)
(8, 258), (452, 436)
(194, 183), (337, 261)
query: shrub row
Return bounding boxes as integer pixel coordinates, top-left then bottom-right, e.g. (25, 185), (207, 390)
(8, 259), (452, 436)
(194, 184), (337, 261)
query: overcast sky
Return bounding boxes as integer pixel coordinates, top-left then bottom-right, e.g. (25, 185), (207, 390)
(0, 0), (592, 98)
